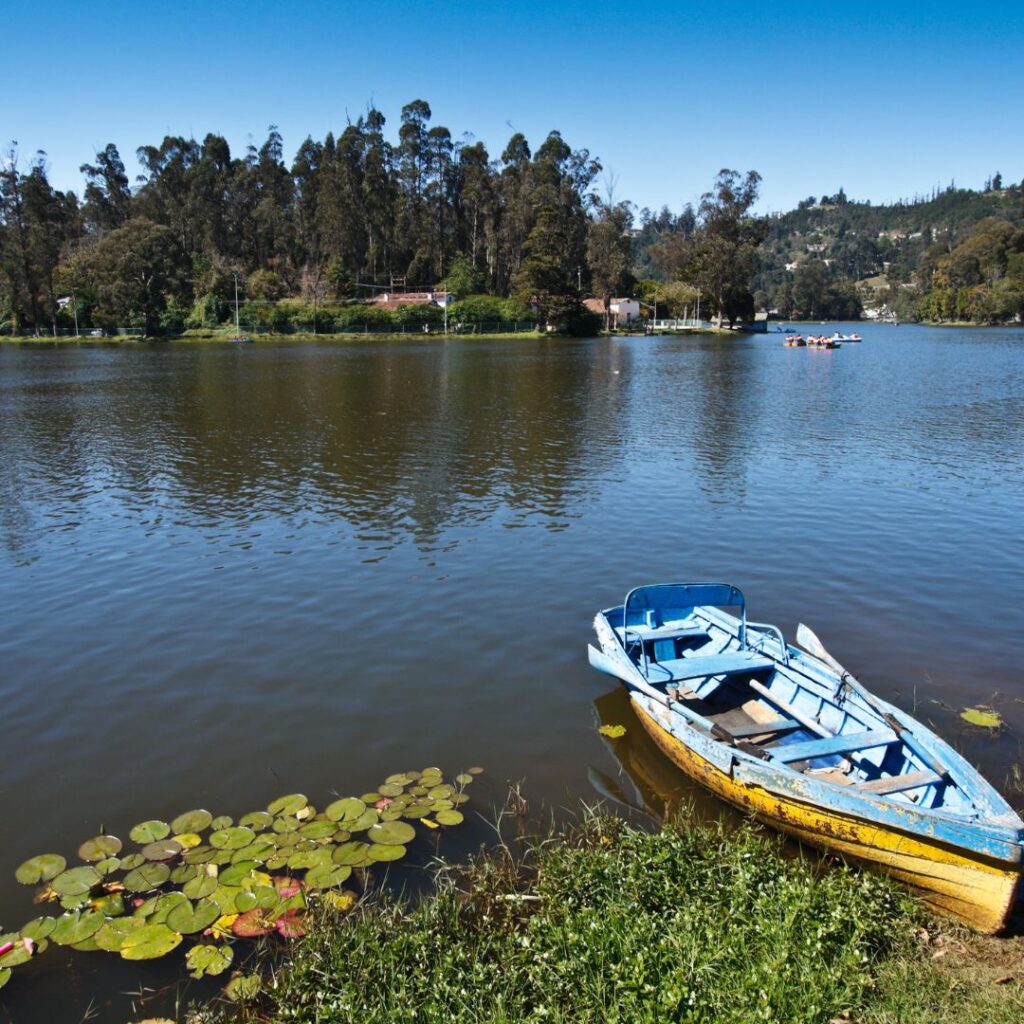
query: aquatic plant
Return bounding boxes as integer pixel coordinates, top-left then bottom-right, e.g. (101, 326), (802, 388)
(2, 766), (478, 1000)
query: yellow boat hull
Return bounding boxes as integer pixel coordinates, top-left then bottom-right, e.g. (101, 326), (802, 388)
(634, 695), (1021, 933)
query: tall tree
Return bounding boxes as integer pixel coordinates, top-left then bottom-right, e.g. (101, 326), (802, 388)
(587, 200), (634, 327)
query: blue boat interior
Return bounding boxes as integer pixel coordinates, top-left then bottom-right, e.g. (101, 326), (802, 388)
(602, 584), (979, 816)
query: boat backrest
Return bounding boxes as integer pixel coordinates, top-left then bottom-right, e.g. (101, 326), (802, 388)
(624, 583), (746, 635)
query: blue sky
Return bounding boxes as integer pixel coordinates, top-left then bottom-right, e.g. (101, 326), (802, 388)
(5, 1), (1022, 214)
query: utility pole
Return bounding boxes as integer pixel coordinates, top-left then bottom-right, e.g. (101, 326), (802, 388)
(71, 286), (79, 338)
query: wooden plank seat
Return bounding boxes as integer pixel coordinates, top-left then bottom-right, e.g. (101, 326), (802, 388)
(770, 728), (897, 764)
(619, 625), (709, 642)
(854, 769), (942, 795)
(718, 718), (801, 740)
(646, 650), (775, 685)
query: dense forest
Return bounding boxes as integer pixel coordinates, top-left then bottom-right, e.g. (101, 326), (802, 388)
(2, 100), (1023, 335)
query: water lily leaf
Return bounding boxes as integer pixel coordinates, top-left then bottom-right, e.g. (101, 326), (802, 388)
(960, 706), (1002, 729)
(467, 766), (484, 775)
(267, 794), (308, 816)
(272, 815), (300, 834)
(304, 864), (351, 890)
(209, 815), (233, 831)
(118, 853), (146, 871)
(231, 909), (276, 938)
(298, 820), (336, 840)
(251, 885), (279, 910)
(450, 793), (470, 805)
(421, 818), (439, 829)
(210, 826), (255, 850)
(359, 792), (382, 805)
(210, 885), (244, 915)
(173, 833), (203, 850)
(16, 854), (66, 885)
(378, 807), (404, 821)
(455, 773), (473, 785)
(119, 923), (182, 960)
(234, 840), (275, 864)
(91, 892), (125, 917)
(273, 876), (303, 898)
(51, 866), (100, 896)
(275, 909), (306, 939)
(142, 839), (183, 862)
(287, 848), (333, 872)
(171, 809), (213, 835)
(367, 844), (406, 862)
(324, 890), (357, 913)
(183, 845), (215, 864)
(377, 783), (404, 798)
(224, 973), (261, 1001)
(332, 842), (372, 866)
(151, 892), (189, 924)
(78, 835), (122, 862)
(95, 857), (121, 877)
(0, 933), (33, 966)
(401, 803), (432, 819)
(20, 917), (55, 941)
(239, 811), (273, 830)
(187, 943), (233, 979)
(123, 862), (171, 893)
(219, 861), (259, 887)
(167, 898), (220, 934)
(94, 916), (145, 951)
(325, 797), (365, 822)
(598, 724), (627, 738)
(183, 872), (218, 900)
(346, 809), (380, 832)
(0, 968), (10, 990)
(435, 810), (464, 826)
(71, 937), (99, 952)
(367, 820), (415, 845)
(208, 914), (237, 940)
(51, 910), (105, 946)
(59, 892), (93, 910)
(233, 891), (257, 913)
(428, 784), (454, 799)
(130, 820), (170, 844)
(170, 864), (200, 885)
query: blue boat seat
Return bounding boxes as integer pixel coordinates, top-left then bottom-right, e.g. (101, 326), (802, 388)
(854, 769), (942, 795)
(620, 625), (708, 642)
(770, 728), (897, 764)
(645, 650), (775, 684)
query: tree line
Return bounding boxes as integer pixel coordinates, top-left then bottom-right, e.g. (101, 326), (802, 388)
(0, 102), (767, 336)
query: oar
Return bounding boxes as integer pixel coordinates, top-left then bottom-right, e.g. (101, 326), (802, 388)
(796, 623), (949, 779)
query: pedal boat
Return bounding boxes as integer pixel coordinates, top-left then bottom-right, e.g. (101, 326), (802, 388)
(588, 583), (1024, 932)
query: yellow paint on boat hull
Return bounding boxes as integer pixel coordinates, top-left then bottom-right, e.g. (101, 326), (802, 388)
(633, 695), (1021, 933)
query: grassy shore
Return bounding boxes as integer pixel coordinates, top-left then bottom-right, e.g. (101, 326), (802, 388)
(208, 814), (1022, 1024)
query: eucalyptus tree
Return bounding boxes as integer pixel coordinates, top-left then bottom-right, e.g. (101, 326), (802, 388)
(79, 144), (132, 232)
(587, 199), (634, 327)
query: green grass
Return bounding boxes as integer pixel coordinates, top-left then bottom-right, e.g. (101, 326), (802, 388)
(206, 814), (1020, 1024)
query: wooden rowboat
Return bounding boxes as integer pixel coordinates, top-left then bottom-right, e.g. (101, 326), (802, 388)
(588, 583), (1024, 932)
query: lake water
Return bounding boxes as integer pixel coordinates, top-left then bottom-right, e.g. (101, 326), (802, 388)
(1, 323), (1023, 1019)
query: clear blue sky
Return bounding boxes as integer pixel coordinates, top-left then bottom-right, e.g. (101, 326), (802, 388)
(6, 0), (1022, 214)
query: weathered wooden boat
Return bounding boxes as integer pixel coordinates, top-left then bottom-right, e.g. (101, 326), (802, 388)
(588, 583), (1024, 932)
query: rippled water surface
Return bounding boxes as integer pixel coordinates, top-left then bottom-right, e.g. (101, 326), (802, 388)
(1, 323), (1023, 1019)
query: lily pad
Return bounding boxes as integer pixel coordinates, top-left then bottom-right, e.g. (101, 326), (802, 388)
(219, 861), (259, 887)
(239, 811), (273, 830)
(92, 892), (126, 917)
(119, 923), (182, 960)
(167, 898), (220, 934)
(324, 890), (357, 912)
(51, 866), (100, 896)
(428, 784), (455, 799)
(142, 839), (183, 862)
(209, 815), (233, 831)
(298, 820), (337, 840)
(151, 892), (190, 924)
(304, 864), (351, 890)
(234, 840), (275, 864)
(78, 835), (122, 862)
(275, 909), (306, 939)
(332, 841), (372, 866)
(455, 773), (473, 785)
(346, 809), (380, 832)
(224, 973), (261, 1001)
(401, 803), (432, 819)
(377, 783), (404, 798)
(272, 815), (301, 834)
(118, 853), (146, 871)
(51, 909), (105, 946)
(231, 909), (276, 938)
(170, 864), (200, 884)
(0, 968), (10, 990)
(367, 843), (406, 862)
(599, 723), (627, 738)
(325, 797), (365, 822)
(367, 820), (416, 845)
(183, 846), (215, 865)
(59, 892), (93, 910)
(182, 873), (218, 900)
(94, 917), (146, 951)
(0, 933), (34, 966)
(210, 826), (255, 850)
(95, 856), (122, 877)
(123, 862), (171, 893)
(129, 820), (170, 844)
(173, 833), (203, 850)
(187, 943), (233, 979)
(15, 854), (66, 885)
(210, 885), (244, 915)
(171, 809), (213, 835)
(435, 810), (464, 826)
(20, 917), (56, 941)
(960, 706), (1003, 729)
(267, 794), (308, 816)
(467, 766), (484, 775)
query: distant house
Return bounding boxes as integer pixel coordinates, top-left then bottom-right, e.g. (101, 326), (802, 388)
(369, 290), (455, 310)
(584, 297), (641, 327)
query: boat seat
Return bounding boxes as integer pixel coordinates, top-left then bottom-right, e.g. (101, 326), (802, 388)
(854, 769), (942, 795)
(717, 718), (801, 740)
(645, 650), (775, 685)
(620, 624), (709, 642)
(770, 728), (897, 764)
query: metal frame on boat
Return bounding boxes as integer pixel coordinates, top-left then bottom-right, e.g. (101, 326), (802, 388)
(588, 583), (1024, 932)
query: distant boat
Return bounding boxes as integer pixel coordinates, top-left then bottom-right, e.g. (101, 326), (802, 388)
(587, 583), (1024, 932)
(784, 334), (806, 347)
(830, 332), (862, 343)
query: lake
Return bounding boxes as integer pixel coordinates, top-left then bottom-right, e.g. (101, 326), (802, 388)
(1, 323), (1023, 1019)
